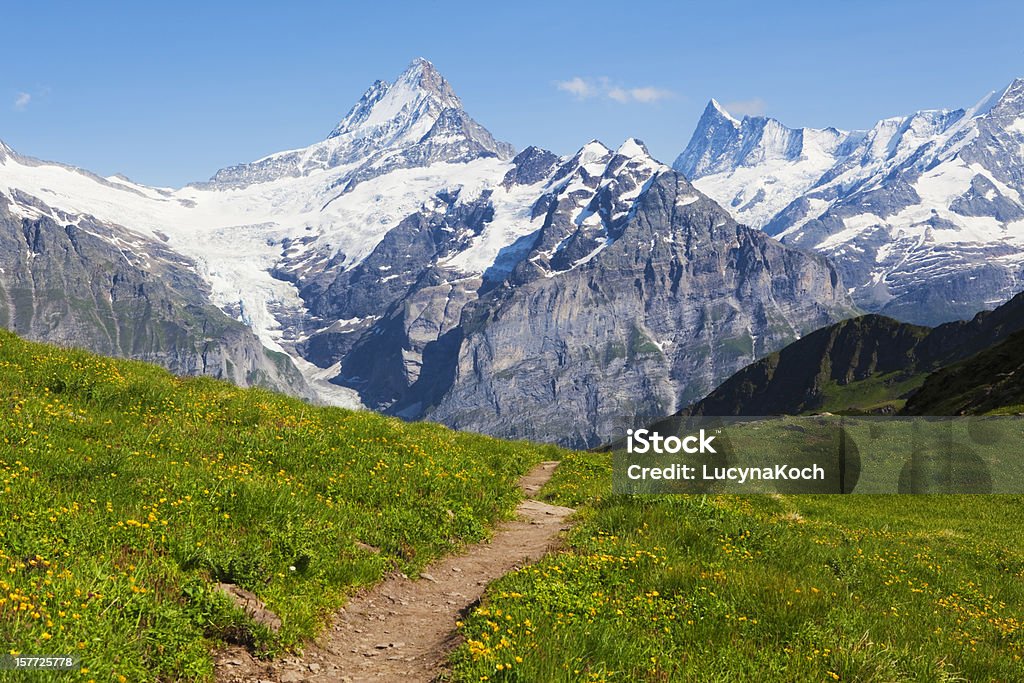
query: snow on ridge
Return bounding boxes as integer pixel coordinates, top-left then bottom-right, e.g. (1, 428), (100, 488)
(0, 133), (512, 362)
(616, 137), (650, 158)
(0, 137), (526, 404)
(684, 76), (1024, 234)
(329, 58), (460, 140)
(577, 140), (612, 164)
(202, 57), (513, 190)
(443, 139), (669, 278)
(709, 99), (741, 127)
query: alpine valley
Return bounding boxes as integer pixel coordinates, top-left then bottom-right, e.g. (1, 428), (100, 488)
(3, 58), (1023, 446)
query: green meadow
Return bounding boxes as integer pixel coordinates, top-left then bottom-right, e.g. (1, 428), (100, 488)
(3, 328), (1024, 682)
(0, 330), (561, 681)
(451, 451), (1024, 682)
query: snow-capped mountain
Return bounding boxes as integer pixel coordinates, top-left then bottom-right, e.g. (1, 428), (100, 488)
(676, 79), (1024, 325)
(419, 140), (853, 446)
(0, 180), (315, 399)
(0, 58), (854, 445)
(206, 57), (514, 189)
(0, 58), (519, 406)
(674, 99), (854, 229)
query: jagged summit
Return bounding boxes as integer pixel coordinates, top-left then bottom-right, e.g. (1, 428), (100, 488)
(205, 57), (514, 189)
(976, 76), (1024, 114)
(677, 76), (1024, 326)
(976, 76), (1024, 124)
(398, 57), (461, 104)
(576, 139), (612, 162)
(616, 137), (652, 158)
(0, 139), (14, 161)
(327, 57), (462, 141)
(707, 99), (740, 126)
(674, 99), (850, 184)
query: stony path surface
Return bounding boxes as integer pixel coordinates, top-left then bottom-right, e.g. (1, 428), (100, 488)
(216, 461), (573, 682)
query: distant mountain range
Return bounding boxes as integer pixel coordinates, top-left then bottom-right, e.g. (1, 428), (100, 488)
(2, 58), (1023, 444)
(0, 59), (855, 446)
(676, 79), (1024, 325)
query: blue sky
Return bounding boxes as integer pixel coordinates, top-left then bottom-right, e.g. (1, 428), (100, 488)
(3, 0), (1023, 187)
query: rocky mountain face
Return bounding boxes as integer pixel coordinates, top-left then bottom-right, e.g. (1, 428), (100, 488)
(0, 191), (313, 398)
(292, 136), (855, 447)
(428, 176), (850, 445)
(676, 80), (1024, 326)
(0, 58), (856, 446)
(683, 292), (1024, 417)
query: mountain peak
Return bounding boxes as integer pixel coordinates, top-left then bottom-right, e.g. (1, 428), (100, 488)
(616, 137), (652, 158)
(394, 57), (460, 105)
(1000, 76), (1024, 97)
(673, 100), (747, 178)
(991, 76), (1024, 113)
(208, 57), (512, 188)
(327, 58), (462, 141)
(708, 99), (741, 126)
(576, 140), (612, 164)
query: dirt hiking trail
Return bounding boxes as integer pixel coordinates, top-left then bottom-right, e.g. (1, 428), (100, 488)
(216, 460), (573, 682)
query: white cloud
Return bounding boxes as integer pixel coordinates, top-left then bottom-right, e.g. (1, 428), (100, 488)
(556, 77), (673, 104)
(556, 76), (597, 98)
(628, 86), (672, 104)
(606, 86), (629, 103)
(13, 92), (31, 111)
(722, 97), (766, 117)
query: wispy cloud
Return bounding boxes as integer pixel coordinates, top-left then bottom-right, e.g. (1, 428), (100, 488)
(624, 86), (673, 104)
(556, 77), (673, 104)
(556, 76), (597, 99)
(13, 92), (31, 111)
(721, 97), (766, 117)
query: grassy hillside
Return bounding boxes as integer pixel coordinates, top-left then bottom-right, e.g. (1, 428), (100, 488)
(685, 315), (931, 416)
(0, 330), (562, 681)
(451, 453), (1024, 681)
(684, 292), (1024, 418)
(903, 329), (1024, 416)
